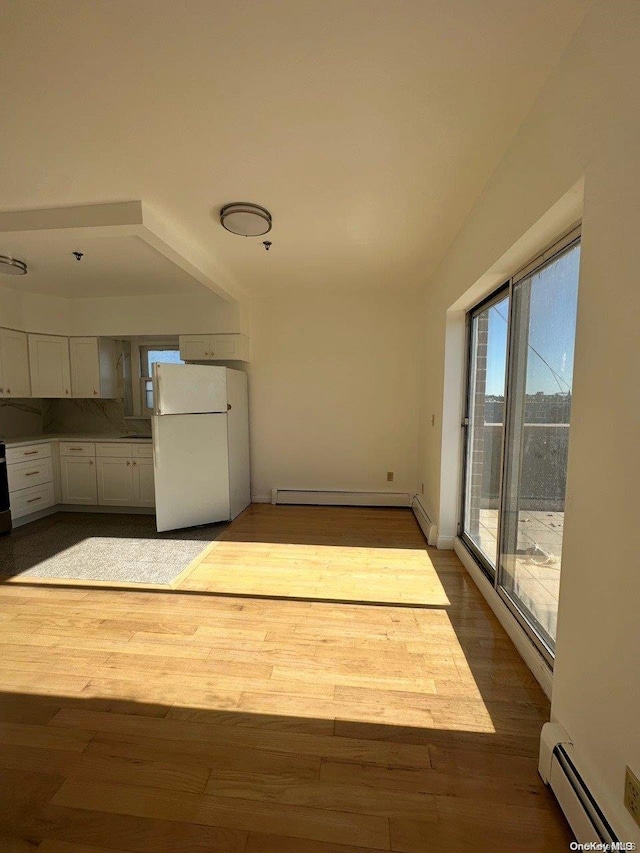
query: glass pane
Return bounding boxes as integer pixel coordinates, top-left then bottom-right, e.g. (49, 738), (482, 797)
(144, 379), (154, 411)
(145, 348), (184, 376)
(499, 242), (580, 651)
(463, 293), (509, 569)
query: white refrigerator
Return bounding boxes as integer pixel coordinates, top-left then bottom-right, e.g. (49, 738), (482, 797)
(151, 363), (250, 532)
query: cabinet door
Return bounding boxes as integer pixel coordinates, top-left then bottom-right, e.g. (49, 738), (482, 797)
(209, 334), (250, 362)
(0, 329), (31, 397)
(179, 335), (210, 361)
(97, 457), (135, 506)
(210, 334), (238, 359)
(60, 457), (98, 505)
(133, 458), (155, 506)
(28, 334), (71, 398)
(70, 337), (100, 398)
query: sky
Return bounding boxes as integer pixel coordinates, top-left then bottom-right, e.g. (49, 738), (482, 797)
(484, 243), (580, 396)
(146, 348), (184, 375)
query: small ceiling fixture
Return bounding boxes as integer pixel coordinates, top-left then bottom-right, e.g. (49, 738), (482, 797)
(0, 255), (27, 276)
(220, 202), (272, 237)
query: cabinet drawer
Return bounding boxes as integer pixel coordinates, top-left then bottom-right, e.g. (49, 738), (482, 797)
(96, 442), (132, 458)
(8, 457), (53, 492)
(10, 482), (56, 520)
(132, 443), (153, 458)
(6, 443), (52, 465)
(59, 441), (96, 457)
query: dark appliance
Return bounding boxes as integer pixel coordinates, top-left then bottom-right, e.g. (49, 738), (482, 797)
(0, 441), (11, 535)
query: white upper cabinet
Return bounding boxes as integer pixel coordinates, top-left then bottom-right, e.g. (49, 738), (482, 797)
(70, 337), (117, 398)
(0, 328), (31, 398)
(210, 334), (249, 361)
(178, 334), (209, 361)
(179, 334), (250, 362)
(28, 334), (71, 398)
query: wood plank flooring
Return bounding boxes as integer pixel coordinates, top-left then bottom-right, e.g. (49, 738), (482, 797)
(0, 505), (572, 852)
(177, 504), (451, 604)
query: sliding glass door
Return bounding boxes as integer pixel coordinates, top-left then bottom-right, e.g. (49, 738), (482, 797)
(462, 232), (580, 658)
(462, 290), (509, 573)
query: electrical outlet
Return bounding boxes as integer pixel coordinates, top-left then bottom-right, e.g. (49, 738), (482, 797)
(625, 766), (640, 827)
(386, 471), (394, 482)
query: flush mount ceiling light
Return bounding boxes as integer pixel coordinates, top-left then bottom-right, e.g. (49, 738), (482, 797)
(220, 203), (272, 237)
(0, 255), (27, 276)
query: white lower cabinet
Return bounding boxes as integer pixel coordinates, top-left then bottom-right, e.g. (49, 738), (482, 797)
(97, 457), (135, 506)
(11, 482), (55, 518)
(9, 439), (155, 520)
(8, 457), (54, 492)
(8, 441), (56, 520)
(60, 456), (98, 505)
(96, 444), (155, 507)
(133, 458), (155, 507)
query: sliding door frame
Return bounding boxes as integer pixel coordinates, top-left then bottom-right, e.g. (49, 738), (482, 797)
(459, 281), (510, 581)
(460, 225), (581, 666)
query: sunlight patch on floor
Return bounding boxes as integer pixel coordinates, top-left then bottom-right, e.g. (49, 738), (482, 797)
(177, 540), (452, 606)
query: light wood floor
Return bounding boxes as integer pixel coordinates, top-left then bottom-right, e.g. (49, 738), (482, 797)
(177, 504), (451, 604)
(0, 505), (572, 852)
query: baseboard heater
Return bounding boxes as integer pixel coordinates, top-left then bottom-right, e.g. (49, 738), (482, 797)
(411, 495), (438, 545)
(271, 489), (412, 507)
(539, 723), (618, 845)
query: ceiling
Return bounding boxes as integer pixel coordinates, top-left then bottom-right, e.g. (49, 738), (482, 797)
(0, 0), (588, 298)
(0, 234), (210, 298)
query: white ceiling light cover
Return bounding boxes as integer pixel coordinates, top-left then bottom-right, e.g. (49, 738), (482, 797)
(0, 255), (27, 275)
(220, 203), (272, 237)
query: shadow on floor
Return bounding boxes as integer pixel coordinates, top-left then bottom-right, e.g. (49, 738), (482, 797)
(216, 504), (428, 549)
(0, 689), (572, 853)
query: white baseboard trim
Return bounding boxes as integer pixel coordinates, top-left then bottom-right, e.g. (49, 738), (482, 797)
(454, 536), (553, 699)
(271, 489), (412, 507)
(411, 496), (438, 545)
(12, 504), (156, 527)
(11, 506), (58, 528)
(436, 535), (455, 550)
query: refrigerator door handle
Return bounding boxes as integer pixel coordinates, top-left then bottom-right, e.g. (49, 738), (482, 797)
(154, 366), (162, 415)
(153, 425), (160, 470)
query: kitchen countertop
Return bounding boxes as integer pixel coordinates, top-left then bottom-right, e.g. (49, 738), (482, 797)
(2, 434), (153, 447)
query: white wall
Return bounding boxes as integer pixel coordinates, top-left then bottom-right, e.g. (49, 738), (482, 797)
(418, 2), (640, 841)
(0, 285), (241, 338)
(248, 290), (421, 502)
(1, 281), (422, 510)
(68, 293), (241, 337)
(0, 285), (71, 335)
